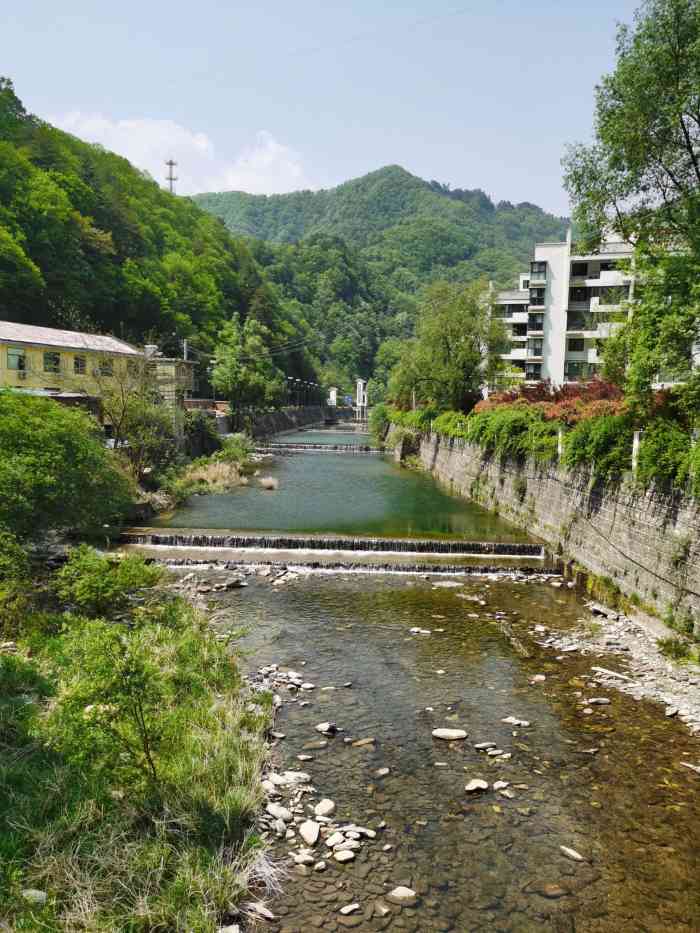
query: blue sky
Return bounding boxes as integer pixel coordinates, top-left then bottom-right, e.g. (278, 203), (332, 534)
(2, 0), (640, 212)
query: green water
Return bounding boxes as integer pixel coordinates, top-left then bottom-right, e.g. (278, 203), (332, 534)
(155, 430), (528, 541)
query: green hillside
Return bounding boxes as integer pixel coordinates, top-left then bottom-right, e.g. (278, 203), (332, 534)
(0, 78), (315, 383)
(193, 165), (569, 292)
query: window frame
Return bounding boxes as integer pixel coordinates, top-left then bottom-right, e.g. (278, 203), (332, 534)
(98, 358), (114, 377)
(7, 347), (26, 371)
(74, 355), (87, 375)
(43, 351), (61, 374)
(567, 338), (585, 352)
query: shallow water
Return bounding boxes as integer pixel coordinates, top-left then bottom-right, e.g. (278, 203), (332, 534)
(155, 434), (527, 541)
(212, 572), (700, 932)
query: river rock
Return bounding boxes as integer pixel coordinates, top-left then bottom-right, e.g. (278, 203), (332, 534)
(560, 845), (585, 862)
(266, 803), (293, 822)
(375, 767), (390, 777)
(334, 849), (355, 863)
(465, 779), (489, 793)
(387, 886), (418, 906)
(299, 820), (320, 846)
(247, 902), (276, 920)
(352, 736), (376, 747)
(315, 721), (338, 735)
(432, 728), (468, 740)
(340, 903), (360, 915)
(325, 831), (345, 847)
(315, 798), (336, 817)
(314, 860), (327, 872)
(586, 697), (611, 705)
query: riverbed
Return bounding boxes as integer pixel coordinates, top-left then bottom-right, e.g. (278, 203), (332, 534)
(151, 429), (700, 931)
(194, 568), (700, 933)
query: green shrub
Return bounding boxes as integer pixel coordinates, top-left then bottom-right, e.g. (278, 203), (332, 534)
(216, 432), (253, 467)
(55, 546), (162, 617)
(637, 419), (692, 491)
(387, 405), (438, 431)
(184, 410), (222, 459)
(464, 405), (561, 462)
(368, 402), (390, 443)
(0, 390), (134, 540)
(563, 413), (634, 480)
(432, 410), (469, 437)
(657, 636), (692, 661)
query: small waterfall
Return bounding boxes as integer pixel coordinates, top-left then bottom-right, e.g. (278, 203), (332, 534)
(121, 530), (543, 558)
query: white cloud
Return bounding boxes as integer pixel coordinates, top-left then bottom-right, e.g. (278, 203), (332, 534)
(51, 111), (314, 196)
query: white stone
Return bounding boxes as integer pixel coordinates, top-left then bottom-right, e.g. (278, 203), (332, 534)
(315, 798), (336, 818)
(493, 781), (510, 791)
(432, 728), (468, 740)
(266, 802), (293, 822)
(340, 903), (360, 915)
(375, 767), (391, 777)
(334, 849), (355, 863)
(315, 721), (337, 734)
(21, 889), (47, 906)
(387, 886), (418, 906)
(325, 831), (345, 847)
(280, 770), (311, 785)
(301, 683), (316, 690)
(246, 902), (275, 920)
(314, 860), (327, 872)
(299, 820), (320, 846)
(586, 697), (611, 705)
(560, 845), (585, 862)
(465, 779), (489, 793)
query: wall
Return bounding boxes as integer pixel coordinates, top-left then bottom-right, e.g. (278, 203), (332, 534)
(419, 432), (700, 620)
(250, 406), (353, 439)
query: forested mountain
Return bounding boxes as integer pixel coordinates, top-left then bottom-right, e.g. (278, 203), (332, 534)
(194, 165), (569, 295)
(0, 78), (316, 382)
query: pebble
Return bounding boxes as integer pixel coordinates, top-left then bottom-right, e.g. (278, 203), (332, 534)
(315, 799), (337, 818)
(387, 886), (418, 906)
(266, 803), (293, 822)
(560, 845), (585, 862)
(315, 722), (338, 735)
(375, 767), (390, 777)
(314, 860), (327, 872)
(334, 849), (355, 863)
(340, 903), (360, 915)
(586, 697), (611, 705)
(465, 779), (489, 793)
(299, 820), (320, 846)
(432, 728), (468, 740)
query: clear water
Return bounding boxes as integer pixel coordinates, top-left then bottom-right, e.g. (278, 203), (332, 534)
(209, 572), (700, 932)
(155, 432), (528, 541)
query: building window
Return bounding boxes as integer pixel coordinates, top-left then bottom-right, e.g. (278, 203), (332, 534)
(600, 260), (618, 272)
(7, 347), (26, 371)
(512, 323), (527, 337)
(568, 338), (585, 352)
(530, 261), (547, 279)
(98, 359), (114, 377)
(521, 279), (530, 289)
(528, 314), (544, 331)
(43, 351), (60, 374)
(529, 288), (546, 306)
(74, 356), (86, 375)
(571, 262), (588, 277)
(525, 363), (542, 380)
(528, 339), (543, 357)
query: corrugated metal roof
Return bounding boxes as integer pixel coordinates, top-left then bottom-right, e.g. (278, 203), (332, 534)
(0, 321), (142, 356)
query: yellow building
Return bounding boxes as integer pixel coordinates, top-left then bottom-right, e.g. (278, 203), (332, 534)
(0, 322), (196, 407)
(0, 320), (144, 395)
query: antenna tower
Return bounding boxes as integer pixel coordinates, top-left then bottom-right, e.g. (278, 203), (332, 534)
(165, 159), (178, 194)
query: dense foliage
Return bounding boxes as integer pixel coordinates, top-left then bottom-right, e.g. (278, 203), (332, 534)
(386, 280), (509, 411)
(0, 390), (133, 539)
(563, 0), (700, 408)
(195, 165), (568, 296)
(0, 77), (315, 387)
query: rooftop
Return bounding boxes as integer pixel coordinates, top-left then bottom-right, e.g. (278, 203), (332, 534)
(0, 320), (142, 356)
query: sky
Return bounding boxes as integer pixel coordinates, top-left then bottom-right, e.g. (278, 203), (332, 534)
(2, 0), (640, 214)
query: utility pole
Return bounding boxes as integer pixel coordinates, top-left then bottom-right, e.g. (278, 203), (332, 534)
(165, 159), (178, 194)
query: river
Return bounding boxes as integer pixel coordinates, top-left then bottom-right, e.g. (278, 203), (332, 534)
(152, 427), (700, 932)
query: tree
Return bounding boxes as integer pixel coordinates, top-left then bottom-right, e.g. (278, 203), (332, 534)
(563, 0), (700, 408)
(387, 281), (508, 412)
(0, 391), (133, 540)
(211, 316), (286, 418)
(563, 0), (700, 249)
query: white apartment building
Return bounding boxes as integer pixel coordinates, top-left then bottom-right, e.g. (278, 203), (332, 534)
(495, 230), (634, 385)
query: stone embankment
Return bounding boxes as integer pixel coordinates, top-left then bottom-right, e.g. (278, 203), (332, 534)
(251, 407), (354, 439)
(416, 433), (700, 623)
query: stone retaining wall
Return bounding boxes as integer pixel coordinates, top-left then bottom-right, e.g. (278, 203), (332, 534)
(250, 407), (353, 438)
(419, 433), (700, 621)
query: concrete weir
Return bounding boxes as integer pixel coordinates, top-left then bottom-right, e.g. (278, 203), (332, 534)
(119, 529), (546, 571)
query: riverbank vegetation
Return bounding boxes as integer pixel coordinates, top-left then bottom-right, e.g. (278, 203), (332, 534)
(0, 392), (271, 930)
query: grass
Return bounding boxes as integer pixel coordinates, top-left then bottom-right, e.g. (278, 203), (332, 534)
(0, 549), (274, 931)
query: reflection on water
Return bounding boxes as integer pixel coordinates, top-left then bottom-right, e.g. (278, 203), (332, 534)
(214, 573), (700, 932)
(156, 432), (528, 541)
